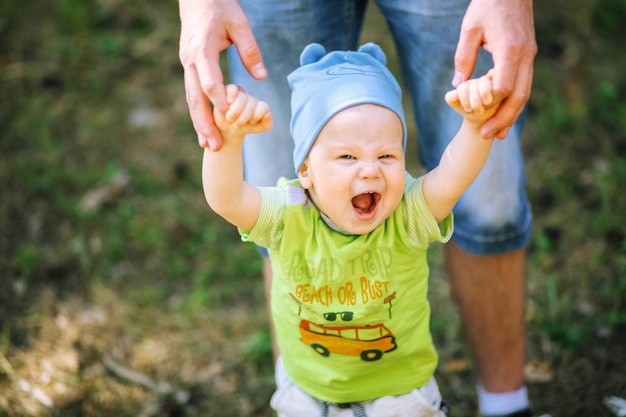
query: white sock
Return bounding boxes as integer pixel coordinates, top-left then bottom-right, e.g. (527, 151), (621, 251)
(478, 384), (529, 416)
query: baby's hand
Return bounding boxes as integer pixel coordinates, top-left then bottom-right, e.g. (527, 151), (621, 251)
(213, 84), (273, 137)
(445, 69), (499, 125)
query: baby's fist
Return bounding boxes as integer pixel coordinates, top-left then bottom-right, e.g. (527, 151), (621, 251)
(215, 84), (272, 135)
(446, 70), (498, 123)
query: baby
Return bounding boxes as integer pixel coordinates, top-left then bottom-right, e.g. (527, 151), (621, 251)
(203, 43), (499, 417)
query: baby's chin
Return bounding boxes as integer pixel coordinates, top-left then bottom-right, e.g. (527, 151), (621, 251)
(340, 217), (384, 235)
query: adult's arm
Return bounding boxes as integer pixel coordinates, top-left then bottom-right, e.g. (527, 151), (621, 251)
(179, 0), (267, 150)
(453, 0), (537, 139)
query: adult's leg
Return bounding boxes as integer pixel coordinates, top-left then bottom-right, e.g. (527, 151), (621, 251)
(378, 0), (532, 413)
(445, 243), (527, 392)
(228, 0), (368, 360)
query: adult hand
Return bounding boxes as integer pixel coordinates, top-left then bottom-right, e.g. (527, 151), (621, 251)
(179, 0), (267, 150)
(452, 0), (537, 139)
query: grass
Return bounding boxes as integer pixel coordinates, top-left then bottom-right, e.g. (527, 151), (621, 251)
(1, 0), (625, 416)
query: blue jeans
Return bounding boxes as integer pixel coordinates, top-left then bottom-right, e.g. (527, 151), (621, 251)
(228, 0), (531, 256)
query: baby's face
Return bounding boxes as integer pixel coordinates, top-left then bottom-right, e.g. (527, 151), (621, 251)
(299, 104), (405, 235)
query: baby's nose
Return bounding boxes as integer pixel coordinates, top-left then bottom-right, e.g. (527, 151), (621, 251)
(358, 160), (381, 178)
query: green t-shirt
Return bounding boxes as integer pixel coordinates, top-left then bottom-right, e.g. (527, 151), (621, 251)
(240, 175), (453, 403)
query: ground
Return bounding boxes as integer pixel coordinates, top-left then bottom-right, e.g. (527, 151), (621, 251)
(1, 1), (625, 416)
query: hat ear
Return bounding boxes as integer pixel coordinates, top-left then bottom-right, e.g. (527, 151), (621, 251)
(357, 42), (387, 65)
(299, 43), (327, 65)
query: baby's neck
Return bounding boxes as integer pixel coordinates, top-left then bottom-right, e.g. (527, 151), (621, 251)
(319, 211), (353, 235)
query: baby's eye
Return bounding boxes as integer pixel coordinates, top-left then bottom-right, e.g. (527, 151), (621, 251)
(379, 154), (391, 159)
(340, 155), (355, 160)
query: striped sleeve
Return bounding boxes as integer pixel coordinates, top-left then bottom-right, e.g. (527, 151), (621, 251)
(404, 176), (454, 248)
(238, 186), (285, 249)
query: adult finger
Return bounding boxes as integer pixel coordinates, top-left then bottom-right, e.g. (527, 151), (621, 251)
(489, 46), (521, 107)
(193, 48), (228, 113)
(482, 55), (534, 138)
(184, 68), (224, 150)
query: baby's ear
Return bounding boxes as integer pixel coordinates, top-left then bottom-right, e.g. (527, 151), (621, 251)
(297, 161), (313, 189)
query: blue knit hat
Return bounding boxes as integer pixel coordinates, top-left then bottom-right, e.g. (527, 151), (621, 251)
(288, 42), (407, 174)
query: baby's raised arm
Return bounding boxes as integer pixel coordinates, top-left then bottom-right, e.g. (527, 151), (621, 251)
(423, 71), (501, 222)
(202, 85), (273, 231)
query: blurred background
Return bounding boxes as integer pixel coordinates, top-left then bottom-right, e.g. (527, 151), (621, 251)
(1, 1), (625, 416)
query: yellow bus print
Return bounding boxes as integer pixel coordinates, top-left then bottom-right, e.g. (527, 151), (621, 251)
(299, 319), (397, 361)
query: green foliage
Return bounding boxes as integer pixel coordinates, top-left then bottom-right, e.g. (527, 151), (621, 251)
(241, 329), (275, 374)
(524, 0), (626, 352)
(533, 273), (591, 347)
(11, 246), (40, 277)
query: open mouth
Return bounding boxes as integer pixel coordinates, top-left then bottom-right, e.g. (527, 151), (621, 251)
(351, 192), (380, 215)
